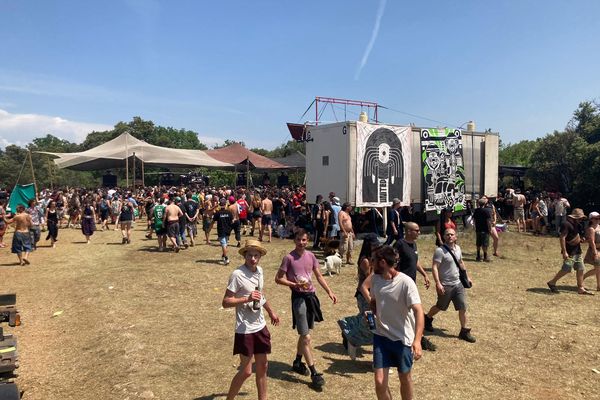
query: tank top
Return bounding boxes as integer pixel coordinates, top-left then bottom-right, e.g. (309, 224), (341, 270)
(47, 209), (58, 224)
(120, 204), (133, 221)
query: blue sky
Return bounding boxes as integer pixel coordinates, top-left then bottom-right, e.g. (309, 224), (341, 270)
(1, 0), (599, 149)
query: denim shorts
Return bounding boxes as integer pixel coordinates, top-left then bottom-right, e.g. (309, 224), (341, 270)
(219, 236), (229, 246)
(372, 334), (413, 373)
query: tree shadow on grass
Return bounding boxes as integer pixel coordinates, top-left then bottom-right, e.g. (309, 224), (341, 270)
(193, 392), (248, 400)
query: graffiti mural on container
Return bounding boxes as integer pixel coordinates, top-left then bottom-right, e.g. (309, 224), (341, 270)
(356, 123), (411, 207)
(420, 128), (465, 213)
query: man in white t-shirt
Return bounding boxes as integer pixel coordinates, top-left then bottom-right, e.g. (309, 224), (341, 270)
(370, 245), (423, 400)
(222, 239), (280, 400)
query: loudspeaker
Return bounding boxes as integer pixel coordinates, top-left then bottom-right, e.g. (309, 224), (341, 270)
(102, 174), (117, 187)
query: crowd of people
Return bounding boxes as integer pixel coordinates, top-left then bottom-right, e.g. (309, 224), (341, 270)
(1, 183), (599, 399)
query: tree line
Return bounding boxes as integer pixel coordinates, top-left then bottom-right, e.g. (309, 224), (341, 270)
(499, 101), (600, 208)
(0, 116), (305, 190)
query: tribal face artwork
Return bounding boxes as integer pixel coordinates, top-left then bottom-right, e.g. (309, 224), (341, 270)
(420, 128), (465, 213)
(362, 128), (404, 203)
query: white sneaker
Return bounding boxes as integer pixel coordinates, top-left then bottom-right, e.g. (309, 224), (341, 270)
(347, 342), (357, 361)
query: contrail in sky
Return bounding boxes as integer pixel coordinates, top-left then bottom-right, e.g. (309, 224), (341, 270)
(355, 0), (387, 80)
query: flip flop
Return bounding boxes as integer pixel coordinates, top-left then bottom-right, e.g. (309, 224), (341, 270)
(578, 289), (594, 296)
(547, 282), (559, 293)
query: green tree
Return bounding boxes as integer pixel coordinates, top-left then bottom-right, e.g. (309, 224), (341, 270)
(213, 139), (245, 149)
(498, 139), (539, 166)
(568, 101), (600, 144)
(527, 130), (588, 194)
(269, 140), (305, 158)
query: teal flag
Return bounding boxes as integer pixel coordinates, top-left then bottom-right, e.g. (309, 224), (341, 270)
(8, 184), (36, 212)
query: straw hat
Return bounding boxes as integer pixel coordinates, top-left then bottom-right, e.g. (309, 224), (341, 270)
(239, 239), (267, 256)
(568, 208), (586, 219)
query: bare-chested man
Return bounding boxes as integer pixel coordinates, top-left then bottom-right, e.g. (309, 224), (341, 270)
(228, 195), (241, 247)
(203, 195), (216, 244)
(338, 202), (355, 264)
(513, 190), (527, 233)
(164, 198), (183, 252)
(259, 193), (273, 243)
(4, 205), (33, 265)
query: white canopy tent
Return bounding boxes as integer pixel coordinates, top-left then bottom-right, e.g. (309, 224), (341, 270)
(37, 132), (233, 170)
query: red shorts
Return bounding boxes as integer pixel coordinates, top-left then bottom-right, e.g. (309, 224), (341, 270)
(233, 326), (271, 356)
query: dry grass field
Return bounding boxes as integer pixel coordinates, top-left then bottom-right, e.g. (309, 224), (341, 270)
(1, 221), (600, 400)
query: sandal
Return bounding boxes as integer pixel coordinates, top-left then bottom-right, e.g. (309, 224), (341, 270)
(578, 289), (594, 296)
(547, 282), (559, 293)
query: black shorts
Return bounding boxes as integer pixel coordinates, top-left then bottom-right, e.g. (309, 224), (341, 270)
(261, 214), (272, 226)
(167, 221), (179, 238)
(476, 232), (490, 247)
(233, 326), (271, 356)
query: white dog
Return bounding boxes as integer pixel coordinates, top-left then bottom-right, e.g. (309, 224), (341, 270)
(322, 251), (343, 276)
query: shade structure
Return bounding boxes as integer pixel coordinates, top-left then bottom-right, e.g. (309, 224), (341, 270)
(205, 143), (289, 170)
(269, 151), (305, 169)
(37, 133), (234, 170)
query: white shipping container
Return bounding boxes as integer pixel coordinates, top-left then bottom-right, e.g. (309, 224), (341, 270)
(305, 121), (499, 214)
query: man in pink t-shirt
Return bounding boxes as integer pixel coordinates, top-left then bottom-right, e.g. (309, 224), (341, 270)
(275, 229), (337, 389)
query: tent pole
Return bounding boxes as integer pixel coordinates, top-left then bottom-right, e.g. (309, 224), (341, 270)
(125, 133), (129, 188)
(28, 150), (38, 200)
(246, 158), (249, 191)
(133, 152), (136, 189)
(48, 158), (53, 190)
(141, 156), (145, 187)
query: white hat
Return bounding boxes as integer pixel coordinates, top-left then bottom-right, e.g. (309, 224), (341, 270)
(589, 211), (600, 219)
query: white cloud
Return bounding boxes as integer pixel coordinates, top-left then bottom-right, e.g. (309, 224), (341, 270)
(0, 109), (113, 147)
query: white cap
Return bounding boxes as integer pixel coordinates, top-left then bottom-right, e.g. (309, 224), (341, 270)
(589, 211), (600, 219)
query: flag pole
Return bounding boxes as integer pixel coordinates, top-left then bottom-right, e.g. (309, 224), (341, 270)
(28, 150), (38, 200)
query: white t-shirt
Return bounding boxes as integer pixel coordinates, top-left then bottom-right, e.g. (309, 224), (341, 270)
(226, 265), (266, 334)
(371, 272), (421, 346)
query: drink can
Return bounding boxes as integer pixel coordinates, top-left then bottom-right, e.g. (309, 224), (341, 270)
(366, 311), (376, 331)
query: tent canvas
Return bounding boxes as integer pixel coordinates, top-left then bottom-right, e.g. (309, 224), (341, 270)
(8, 184), (35, 212)
(37, 133), (234, 171)
(269, 151), (305, 169)
(205, 143), (289, 170)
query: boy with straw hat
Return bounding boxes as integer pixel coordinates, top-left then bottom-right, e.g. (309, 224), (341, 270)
(222, 239), (280, 400)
